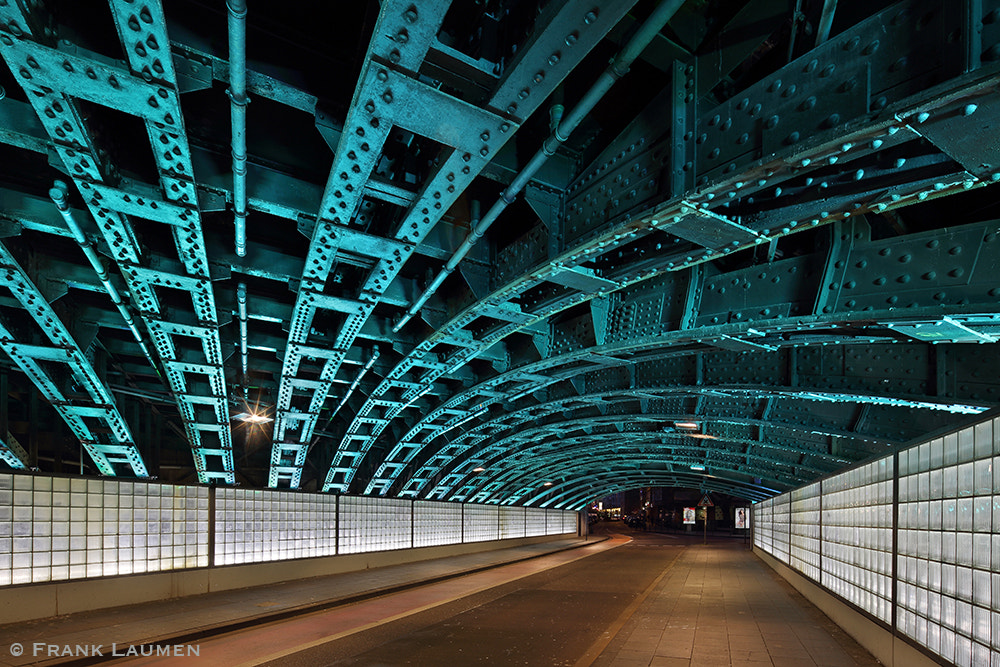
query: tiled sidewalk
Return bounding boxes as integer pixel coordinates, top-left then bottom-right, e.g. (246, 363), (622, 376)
(593, 540), (880, 667)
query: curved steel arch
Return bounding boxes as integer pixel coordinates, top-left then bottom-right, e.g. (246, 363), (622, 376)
(496, 463), (775, 510)
(450, 438), (808, 505)
(401, 394), (899, 495)
(335, 209), (1000, 496)
(419, 415), (850, 500)
(358, 301), (997, 496)
(541, 472), (775, 510)
(390, 379), (959, 501)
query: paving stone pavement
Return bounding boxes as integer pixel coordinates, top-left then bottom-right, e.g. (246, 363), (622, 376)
(592, 538), (880, 667)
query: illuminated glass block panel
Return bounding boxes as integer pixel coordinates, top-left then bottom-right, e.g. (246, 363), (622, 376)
(413, 500), (461, 547)
(525, 507), (547, 537)
(340, 496), (411, 554)
(463, 504), (499, 543)
(500, 506), (526, 539)
(790, 482), (821, 581)
(561, 510), (577, 534)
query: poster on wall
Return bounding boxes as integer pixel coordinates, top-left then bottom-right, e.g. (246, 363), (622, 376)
(683, 507), (696, 524)
(735, 507), (749, 529)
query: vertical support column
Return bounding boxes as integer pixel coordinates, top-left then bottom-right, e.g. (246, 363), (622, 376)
(670, 60), (696, 198)
(812, 221), (849, 316)
(28, 390), (38, 469)
(334, 494), (340, 555)
(679, 264), (703, 330)
(208, 486), (216, 568)
(965, 0), (983, 73)
(890, 449), (900, 636)
(461, 503), (465, 544)
(411, 498), (415, 549)
(0, 370), (7, 440)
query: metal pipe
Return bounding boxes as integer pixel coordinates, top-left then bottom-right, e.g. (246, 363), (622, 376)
(49, 181), (160, 374)
(393, 0), (687, 332)
(228, 0), (249, 257)
(816, 0), (837, 45)
(236, 282), (248, 386)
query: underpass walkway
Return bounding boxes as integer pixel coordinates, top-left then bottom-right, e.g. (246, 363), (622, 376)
(591, 533), (877, 667)
(0, 527), (880, 666)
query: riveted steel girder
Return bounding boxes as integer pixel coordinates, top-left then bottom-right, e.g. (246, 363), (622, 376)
(305, 0), (641, 492)
(352, 216), (1000, 501)
(0, 0), (235, 483)
(0, 242), (147, 476)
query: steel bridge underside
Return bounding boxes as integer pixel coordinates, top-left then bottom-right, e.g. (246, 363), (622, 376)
(1, 0), (1000, 508)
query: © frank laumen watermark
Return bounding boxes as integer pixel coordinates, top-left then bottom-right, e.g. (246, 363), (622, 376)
(10, 642), (201, 658)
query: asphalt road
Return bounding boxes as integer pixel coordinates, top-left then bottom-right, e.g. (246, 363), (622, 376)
(259, 524), (682, 667)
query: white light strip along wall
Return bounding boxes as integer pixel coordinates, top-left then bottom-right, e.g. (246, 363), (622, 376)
(754, 414), (1000, 666)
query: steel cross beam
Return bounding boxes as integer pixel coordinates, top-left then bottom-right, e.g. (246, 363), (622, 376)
(356, 213), (1000, 495)
(544, 472), (776, 510)
(0, 242), (148, 476)
(486, 455), (779, 507)
(0, 0), (235, 483)
(456, 438), (827, 503)
(0, 431), (27, 470)
(287, 0), (640, 492)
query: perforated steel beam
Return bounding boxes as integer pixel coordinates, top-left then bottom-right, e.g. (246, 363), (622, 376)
(0, 0), (235, 483)
(0, 242), (148, 476)
(266, 0), (641, 490)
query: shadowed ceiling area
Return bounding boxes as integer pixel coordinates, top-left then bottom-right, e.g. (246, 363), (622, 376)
(1, 0), (1000, 508)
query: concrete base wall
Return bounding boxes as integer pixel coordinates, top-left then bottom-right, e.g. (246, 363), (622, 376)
(754, 548), (939, 667)
(0, 533), (577, 624)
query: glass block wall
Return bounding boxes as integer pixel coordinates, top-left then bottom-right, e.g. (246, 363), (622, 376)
(895, 420), (997, 665)
(500, 506), (526, 539)
(753, 497), (773, 553)
(822, 456), (894, 623)
(789, 482), (821, 581)
(0, 471), (578, 585)
(0, 475), (207, 585)
(464, 504), (500, 543)
(215, 488), (337, 565)
(339, 496), (413, 554)
(754, 414), (1000, 666)
(413, 500), (462, 547)
(561, 509), (577, 534)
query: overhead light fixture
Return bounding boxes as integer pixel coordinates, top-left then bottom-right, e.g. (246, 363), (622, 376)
(472, 467), (486, 472)
(684, 432), (718, 440)
(233, 412), (273, 424)
(690, 464), (706, 471)
(542, 481), (553, 486)
(674, 421), (700, 430)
